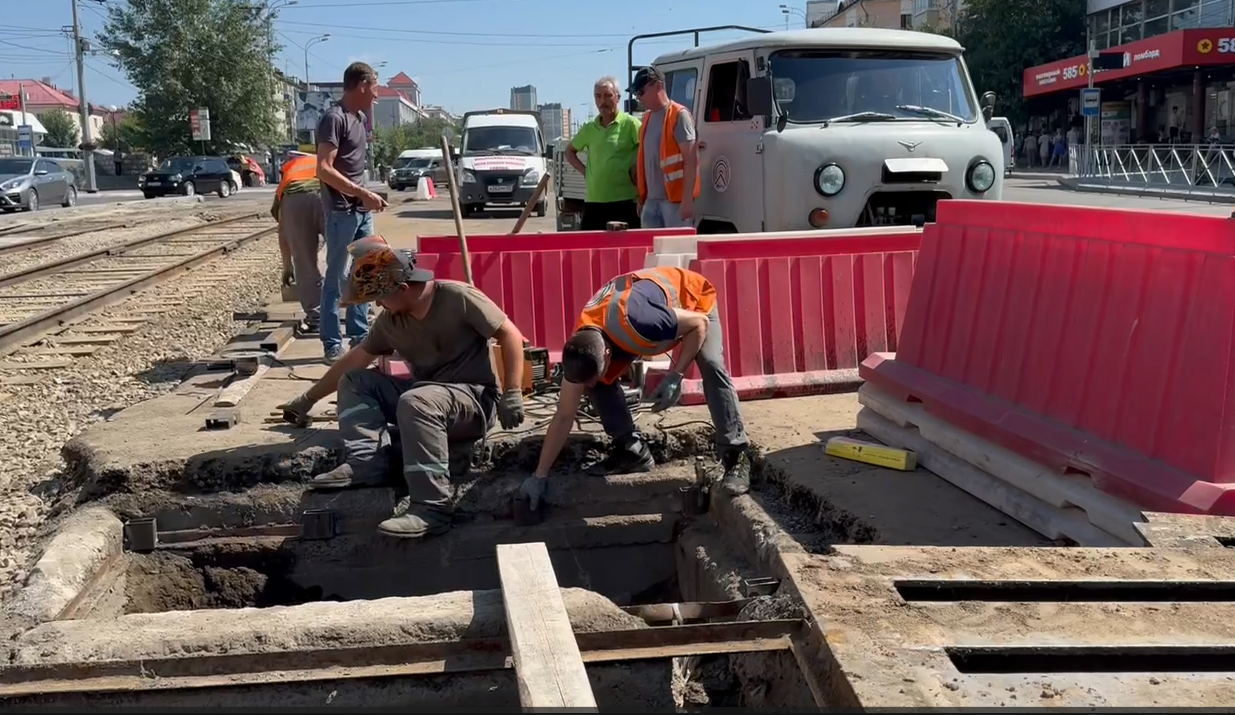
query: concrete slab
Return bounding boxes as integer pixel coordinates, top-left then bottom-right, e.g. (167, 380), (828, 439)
(780, 544), (1235, 707)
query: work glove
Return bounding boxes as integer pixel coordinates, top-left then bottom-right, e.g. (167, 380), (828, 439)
(519, 475), (548, 511)
(497, 388), (525, 429)
(281, 265), (295, 287)
(277, 391), (319, 428)
(647, 372), (684, 413)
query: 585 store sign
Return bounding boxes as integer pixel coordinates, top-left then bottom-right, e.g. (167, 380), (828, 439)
(1198, 37), (1235, 54)
(1062, 63), (1090, 81)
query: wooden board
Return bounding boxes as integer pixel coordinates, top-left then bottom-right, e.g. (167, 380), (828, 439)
(214, 363), (270, 408)
(495, 542), (597, 710)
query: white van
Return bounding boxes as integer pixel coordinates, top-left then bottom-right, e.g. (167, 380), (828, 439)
(987, 117), (1015, 177)
(630, 27), (1004, 232)
(455, 110), (548, 217)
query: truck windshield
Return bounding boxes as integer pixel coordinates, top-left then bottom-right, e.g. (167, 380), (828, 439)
(395, 158), (431, 169)
(768, 50), (977, 124)
(463, 126), (538, 155)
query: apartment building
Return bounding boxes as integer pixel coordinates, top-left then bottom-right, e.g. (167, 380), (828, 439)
(510, 85), (537, 111)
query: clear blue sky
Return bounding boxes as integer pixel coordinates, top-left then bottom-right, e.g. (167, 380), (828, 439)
(3, 0), (810, 117)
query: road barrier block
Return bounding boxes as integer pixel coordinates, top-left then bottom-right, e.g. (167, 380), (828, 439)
(861, 200), (1235, 515)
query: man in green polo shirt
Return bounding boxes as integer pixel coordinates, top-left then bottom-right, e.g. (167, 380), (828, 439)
(566, 76), (642, 230)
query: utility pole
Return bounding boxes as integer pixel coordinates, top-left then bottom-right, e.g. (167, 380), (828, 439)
(71, 0), (98, 193)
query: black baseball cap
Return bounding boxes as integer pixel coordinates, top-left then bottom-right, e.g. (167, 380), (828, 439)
(627, 66), (664, 95)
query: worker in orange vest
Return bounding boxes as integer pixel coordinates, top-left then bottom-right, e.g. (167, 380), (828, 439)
(521, 266), (750, 510)
(630, 67), (701, 229)
(271, 153), (324, 332)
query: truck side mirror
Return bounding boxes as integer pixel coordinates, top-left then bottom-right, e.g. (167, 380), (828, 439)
(746, 76), (774, 117)
(981, 91), (996, 108)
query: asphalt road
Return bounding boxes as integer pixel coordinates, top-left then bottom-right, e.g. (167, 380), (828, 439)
(6, 176), (1232, 219)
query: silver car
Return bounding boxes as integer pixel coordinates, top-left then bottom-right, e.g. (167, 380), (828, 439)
(0, 157), (78, 212)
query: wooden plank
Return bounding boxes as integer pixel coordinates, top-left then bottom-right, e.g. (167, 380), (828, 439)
(76, 325), (141, 333)
(214, 363), (270, 407)
(49, 336), (121, 345)
(25, 346), (98, 356)
(0, 360), (72, 370)
(495, 542), (597, 710)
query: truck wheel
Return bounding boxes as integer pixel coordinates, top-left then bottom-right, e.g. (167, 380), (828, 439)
(535, 200), (546, 218)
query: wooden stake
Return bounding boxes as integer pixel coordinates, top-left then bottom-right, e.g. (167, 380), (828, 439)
(509, 172), (551, 236)
(439, 134), (474, 285)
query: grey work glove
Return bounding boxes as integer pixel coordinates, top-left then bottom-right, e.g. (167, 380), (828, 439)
(497, 388), (525, 429)
(519, 475), (548, 511)
(647, 372), (684, 413)
(277, 391), (319, 428)
(281, 265), (295, 287)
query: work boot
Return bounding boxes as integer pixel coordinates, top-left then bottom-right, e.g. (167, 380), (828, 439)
(719, 448), (752, 496)
(323, 343), (347, 365)
(378, 501), (452, 539)
(307, 463), (383, 491)
(585, 434), (655, 477)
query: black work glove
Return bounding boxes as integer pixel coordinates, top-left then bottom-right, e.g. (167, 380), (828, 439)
(497, 388), (525, 429)
(277, 391), (318, 428)
(519, 475), (548, 511)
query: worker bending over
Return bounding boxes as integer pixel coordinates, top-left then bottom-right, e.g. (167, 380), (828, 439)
(277, 236), (527, 540)
(522, 266), (749, 508)
(271, 152), (324, 333)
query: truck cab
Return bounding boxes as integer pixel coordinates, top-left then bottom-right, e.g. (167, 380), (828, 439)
(455, 109), (549, 218)
(631, 27), (1003, 232)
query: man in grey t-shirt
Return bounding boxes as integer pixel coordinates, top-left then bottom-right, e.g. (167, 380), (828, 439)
(628, 67), (698, 229)
(315, 61), (389, 364)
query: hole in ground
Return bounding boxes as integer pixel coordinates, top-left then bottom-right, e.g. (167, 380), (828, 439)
(896, 579), (1235, 602)
(948, 645), (1235, 674)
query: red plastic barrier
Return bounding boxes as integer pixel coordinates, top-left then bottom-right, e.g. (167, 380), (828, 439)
(415, 229), (694, 354)
(860, 200), (1235, 515)
(644, 230), (921, 404)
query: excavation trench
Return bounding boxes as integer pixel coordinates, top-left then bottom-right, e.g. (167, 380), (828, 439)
(4, 427), (825, 708)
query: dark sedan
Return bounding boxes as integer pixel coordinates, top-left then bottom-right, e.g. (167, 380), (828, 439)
(139, 156), (237, 198)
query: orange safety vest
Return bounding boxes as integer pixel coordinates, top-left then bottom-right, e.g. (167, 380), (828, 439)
(636, 101), (702, 204)
(276, 155), (317, 200)
(575, 266), (717, 383)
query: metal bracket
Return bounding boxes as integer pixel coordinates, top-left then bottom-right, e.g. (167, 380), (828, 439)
(300, 509), (336, 540)
(743, 576), (780, 597)
(125, 517), (158, 553)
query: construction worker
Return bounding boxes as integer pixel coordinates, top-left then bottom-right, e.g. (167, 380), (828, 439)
(521, 266), (750, 509)
(276, 236), (528, 540)
(629, 67), (700, 228)
(271, 152), (323, 332)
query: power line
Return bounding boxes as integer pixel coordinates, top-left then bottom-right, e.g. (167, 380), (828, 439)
(287, 0), (514, 7)
(0, 37), (68, 54)
(85, 60), (135, 90)
(277, 19), (634, 39)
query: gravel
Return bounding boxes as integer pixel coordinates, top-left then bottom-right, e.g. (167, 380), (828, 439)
(0, 232), (284, 600)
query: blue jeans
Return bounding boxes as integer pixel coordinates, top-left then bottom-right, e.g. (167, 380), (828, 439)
(640, 198), (693, 229)
(321, 209), (374, 349)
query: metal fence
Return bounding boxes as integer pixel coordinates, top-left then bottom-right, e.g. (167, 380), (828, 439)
(1079, 143), (1235, 191)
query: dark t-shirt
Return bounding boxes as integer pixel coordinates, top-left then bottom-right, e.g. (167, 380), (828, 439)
(605, 279), (680, 377)
(316, 105), (369, 213)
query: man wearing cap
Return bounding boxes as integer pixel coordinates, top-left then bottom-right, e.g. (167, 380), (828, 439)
(276, 236), (528, 540)
(517, 265), (750, 513)
(629, 67), (700, 229)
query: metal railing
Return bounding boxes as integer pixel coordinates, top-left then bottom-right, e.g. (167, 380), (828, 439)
(1079, 143), (1235, 191)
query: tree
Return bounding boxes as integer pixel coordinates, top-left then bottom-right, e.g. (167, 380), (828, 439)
(371, 117), (460, 167)
(944, 0), (1086, 124)
(38, 109), (79, 149)
(100, 113), (146, 153)
(101, 0), (281, 156)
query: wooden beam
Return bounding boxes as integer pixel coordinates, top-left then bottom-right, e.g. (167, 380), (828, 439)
(214, 362), (270, 408)
(496, 542), (597, 711)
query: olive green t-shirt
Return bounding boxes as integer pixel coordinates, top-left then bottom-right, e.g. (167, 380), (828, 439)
(569, 112), (641, 203)
(360, 280), (505, 388)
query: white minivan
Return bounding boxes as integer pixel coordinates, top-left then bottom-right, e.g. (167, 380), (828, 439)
(454, 110), (549, 217)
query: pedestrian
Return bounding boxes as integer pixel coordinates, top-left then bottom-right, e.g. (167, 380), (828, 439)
(277, 236), (528, 540)
(628, 67), (700, 229)
(271, 152), (324, 333)
(566, 76), (642, 230)
(1038, 130), (1051, 167)
(518, 266), (750, 513)
(1022, 130), (1037, 168)
(316, 61), (389, 365)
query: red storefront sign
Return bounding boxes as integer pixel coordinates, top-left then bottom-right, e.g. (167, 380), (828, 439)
(1023, 29), (1235, 98)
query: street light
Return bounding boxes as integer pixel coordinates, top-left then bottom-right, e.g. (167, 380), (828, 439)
(779, 4), (808, 29)
(107, 104), (122, 176)
(304, 33), (329, 90)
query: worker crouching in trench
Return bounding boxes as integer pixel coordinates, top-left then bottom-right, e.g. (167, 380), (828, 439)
(277, 236), (527, 540)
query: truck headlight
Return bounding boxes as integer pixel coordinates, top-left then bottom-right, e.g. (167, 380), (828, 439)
(522, 170), (540, 186)
(462, 169), (476, 184)
(814, 163), (844, 197)
(967, 161), (995, 193)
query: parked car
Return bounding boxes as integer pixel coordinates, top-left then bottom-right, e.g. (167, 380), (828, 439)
(388, 156), (448, 191)
(0, 157), (78, 212)
(139, 156), (237, 198)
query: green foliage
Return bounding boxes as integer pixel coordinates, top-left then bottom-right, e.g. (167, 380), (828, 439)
(948, 0), (1087, 124)
(101, 0), (282, 156)
(100, 113), (146, 153)
(371, 117), (460, 167)
(38, 109), (79, 149)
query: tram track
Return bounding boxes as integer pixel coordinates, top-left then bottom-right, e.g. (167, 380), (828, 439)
(0, 212), (275, 358)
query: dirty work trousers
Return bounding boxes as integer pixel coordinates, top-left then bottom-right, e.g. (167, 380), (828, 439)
(279, 192), (324, 326)
(320, 209), (374, 351)
(589, 307), (748, 451)
(336, 368), (496, 510)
